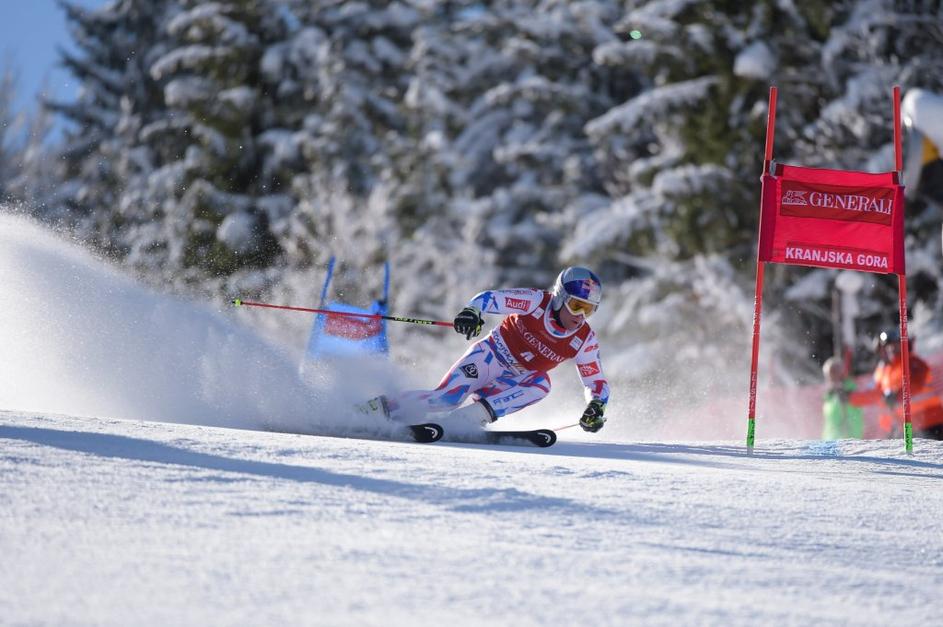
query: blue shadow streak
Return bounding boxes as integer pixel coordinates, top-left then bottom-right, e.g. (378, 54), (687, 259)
(542, 441), (943, 476)
(0, 425), (589, 514)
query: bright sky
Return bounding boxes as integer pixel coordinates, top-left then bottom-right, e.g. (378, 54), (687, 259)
(0, 1), (104, 116)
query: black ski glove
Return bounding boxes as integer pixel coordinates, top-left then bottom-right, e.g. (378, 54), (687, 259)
(579, 400), (607, 433)
(453, 307), (484, 340)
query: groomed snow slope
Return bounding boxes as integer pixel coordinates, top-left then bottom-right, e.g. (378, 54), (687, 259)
(2, 411), (942, 626)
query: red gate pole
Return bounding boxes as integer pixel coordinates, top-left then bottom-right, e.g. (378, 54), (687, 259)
(746, 85), (778, 454)
(898, 279), (914, 454)
(746, 265), (765, 454)
(893, 84), (914, 454)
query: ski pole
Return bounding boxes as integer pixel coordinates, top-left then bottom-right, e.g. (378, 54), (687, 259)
(231, 298), (454, 328)
(552, 423), (581, 431)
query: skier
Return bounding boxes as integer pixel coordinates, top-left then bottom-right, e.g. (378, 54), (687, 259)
(360, 266), (610, 434)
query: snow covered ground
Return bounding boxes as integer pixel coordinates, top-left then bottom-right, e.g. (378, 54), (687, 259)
(2, 214), (942, 625)
(4, 411), (942, 626)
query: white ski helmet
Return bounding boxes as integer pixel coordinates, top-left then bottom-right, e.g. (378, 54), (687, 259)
(550, 266), (602, 316)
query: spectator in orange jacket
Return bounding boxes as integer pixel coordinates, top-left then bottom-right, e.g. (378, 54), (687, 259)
(854, 329), (943, 439)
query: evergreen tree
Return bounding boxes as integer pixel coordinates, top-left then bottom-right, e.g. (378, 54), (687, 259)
(0, 64), (20, 201)
(42, 0), (943, 383)
(393, 0), (636, 318)
(0, 62), (61, 218)
(260, 1), (422, 315)
(5, 91), (58, 214)
(790, 0), (943, 360)
(136, 0), (288, 289)
(286, 1), (416, 256)
(49, 0), (173, 252)
(568, 0), (825, 383)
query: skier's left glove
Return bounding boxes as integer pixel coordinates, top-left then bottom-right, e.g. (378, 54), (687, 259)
(453, 307), (484, 340)
(579, 400), (607, 433)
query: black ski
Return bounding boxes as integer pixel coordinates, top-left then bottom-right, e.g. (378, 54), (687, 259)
(482, 428), (557, 448)
(407, 422), (444, 443)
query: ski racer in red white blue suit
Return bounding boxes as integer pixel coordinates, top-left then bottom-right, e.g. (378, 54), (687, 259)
(390, 267), (611, 433)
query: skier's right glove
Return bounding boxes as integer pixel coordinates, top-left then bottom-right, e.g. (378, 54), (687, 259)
(453, 307), (484, 340)
(579, 400), (607, 433)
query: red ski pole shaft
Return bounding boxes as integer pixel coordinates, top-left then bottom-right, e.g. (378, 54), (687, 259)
(231, 298), (454, 328)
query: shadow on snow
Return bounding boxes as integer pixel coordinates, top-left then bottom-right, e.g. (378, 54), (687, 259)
(0, 425), (603, 514)
(540, 440), (943, 478)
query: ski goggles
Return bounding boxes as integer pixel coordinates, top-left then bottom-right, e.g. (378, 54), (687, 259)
(563, 295), (598, 317)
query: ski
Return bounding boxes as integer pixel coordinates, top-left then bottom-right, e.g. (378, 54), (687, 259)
(407, 422), (444, 443)
(481, 428), (557, 448)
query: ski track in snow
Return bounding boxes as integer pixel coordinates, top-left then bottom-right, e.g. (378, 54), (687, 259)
(2, 213), (942, 625)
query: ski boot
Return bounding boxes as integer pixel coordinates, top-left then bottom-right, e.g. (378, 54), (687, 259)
(354, 395), (390, 418)
(353, 395), (443, 443)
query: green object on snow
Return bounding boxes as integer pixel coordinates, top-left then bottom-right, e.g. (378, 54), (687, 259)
(821, 379), (864, 440)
